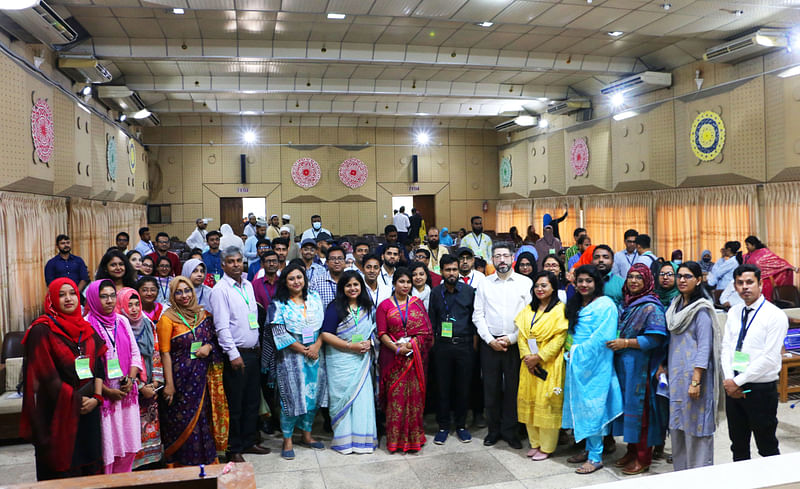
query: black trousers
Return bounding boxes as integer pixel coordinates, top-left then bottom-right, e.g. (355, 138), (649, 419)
(725, 381), (780, 461)
(470, 343), (484, 414)
(433, 340), (474, 430)
(224, 348), (261, 454)
(480, 341), (520, 440)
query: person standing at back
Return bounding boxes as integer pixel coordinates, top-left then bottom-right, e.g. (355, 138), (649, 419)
(300, 215), (331, 242)
(134, 227), (156, 257)
(393, 206), (411, 245)
(186, 218), (208, 251)
(721, 264), (788, 462)
(281, 215), (296, 243)
(565, 228), (587, 264)
(409, 208), (423, 244)
(472, 242), (533, 450)
(633, 234), (658, 269)
(612, 229), (639, 280)
(147, 232), (181, 277)
(461, 216), (493, 261)
(44, 234), (90, 292)
(243, 213), (258, 239)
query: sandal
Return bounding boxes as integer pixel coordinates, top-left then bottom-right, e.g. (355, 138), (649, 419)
(576, 461), (604, 474)
(567, 450), (589, 463)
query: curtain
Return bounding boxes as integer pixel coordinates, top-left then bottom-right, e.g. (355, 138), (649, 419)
(583, 192), (651, 252)
(763, 182), (800, 285)
(531, 196), (581, 242)
(697, 185), (757, 262)
(653, 189), (699, 260)
(496, 200), (514, 234)
(496, 199), (533, 237)
(0, 192), (68, 336)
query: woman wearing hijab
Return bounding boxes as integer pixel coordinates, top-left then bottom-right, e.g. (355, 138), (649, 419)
(439, 227), (454, 247)
(534, 225), (562, 269)
(85, 280), (142, 474)
(219, 223), (245, 256)
(115, 287), (164, 469)
(21, 278), (106, 480)
(655, 262), (680, 308)
(514, 251), (538, 281)
(157, 276), (227, 466)
(182, 258), (212, 310)
(699, 250), (713, 274)
(670, 250), (683, 267)
(606, 264), (668, 475)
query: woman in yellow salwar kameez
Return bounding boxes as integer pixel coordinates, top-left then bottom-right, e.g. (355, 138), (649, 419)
(514, 271), (568, 461)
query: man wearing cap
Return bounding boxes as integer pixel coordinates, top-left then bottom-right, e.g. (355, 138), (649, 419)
(457, 247), (486, 289)
(461, 216), (493, 261)
(315, 232), (334, 265)
(280, 226), (299, 261)
(281, 214), (296, 243)
(300, 214), (331, 242)
(243, 213), (258, 239)
(299, 238), (326, 282)
(186, 218), (208, 251)
(266, 214), (281, 241)
(244, 219), (268, 263)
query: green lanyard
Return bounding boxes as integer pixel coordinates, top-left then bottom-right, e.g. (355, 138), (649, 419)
(233, 283), (250, 307)
(350, 306), (361, 328)
(175, 311), (199, 339)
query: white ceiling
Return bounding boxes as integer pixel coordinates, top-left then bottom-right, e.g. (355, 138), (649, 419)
(39, 0), (800, 123)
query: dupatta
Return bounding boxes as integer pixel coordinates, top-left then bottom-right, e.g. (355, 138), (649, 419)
(327, 307), (376, 427)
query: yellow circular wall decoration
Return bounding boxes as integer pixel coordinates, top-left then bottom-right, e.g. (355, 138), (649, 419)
(690, 110), (725, 161)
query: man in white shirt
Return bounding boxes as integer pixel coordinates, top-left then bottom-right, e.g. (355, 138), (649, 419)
(456, 247), (485, 289)
(612, 229), (639, 279)
(472, 242), (532, 450)
(362, 253), (392, 308)
(721, 264), (787, 462)
(134, 226), (156, 257)
(243, 213), (258, 239)
(461, 216), (493, 260)
(186, 218), (208, 251)
(393, 205), (411, 245)
(300, 214), (331, 242)
(281, 214), (296, 243)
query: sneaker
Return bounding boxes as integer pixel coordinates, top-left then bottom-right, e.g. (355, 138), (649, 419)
(456, 428), (472, 443)
(434, 429), (449, 445)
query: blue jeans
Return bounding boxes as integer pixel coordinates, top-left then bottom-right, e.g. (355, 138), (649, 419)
(586, 435), (604, 463)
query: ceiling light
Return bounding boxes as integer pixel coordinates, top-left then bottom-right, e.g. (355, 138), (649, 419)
(80, 85), (91, 96)
(610, 92), (625, 106)
(477, 21), (493, 27)
(608, 31), (624, 37)
(538, 118), (549, 128)
(537, 97), (549, 102)
(415, 131), (430, 145)
(327, 12), (346, 19)
(132, 109), (151, 119)
(172, 8), (184, 14)
(613, 110), (638, 121)
(661, 3), (671, 10)
(587, 0), (593, 3)
(119, 114), (127, 122)
(243, 130), (257, 144)
(735, 9), (744, 16)
(514, 115), (535, 126)
(1, 0), (39, 9)
(778, 65), (800, 78)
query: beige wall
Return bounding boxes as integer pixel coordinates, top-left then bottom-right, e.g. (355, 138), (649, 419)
(143, 124), (499, 239)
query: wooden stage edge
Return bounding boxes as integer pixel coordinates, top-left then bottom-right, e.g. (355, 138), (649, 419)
(0, 462), (256, 489)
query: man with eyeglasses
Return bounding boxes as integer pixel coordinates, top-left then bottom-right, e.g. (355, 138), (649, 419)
(147, 231), (181, 276)
(253, 250), (281, 435)
(457, 247), (485, 289)
(414, 248), (442, 287)
(309, 245), (346, 309)
(299, 238), (325, 282)
(247, 238), (272, 282)
(472, 242), (533, 450)
(612, 229), (639, 280)
(592, 244), (624, 307)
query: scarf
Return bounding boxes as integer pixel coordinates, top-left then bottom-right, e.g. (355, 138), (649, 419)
(655, 261), (680, 306)
(24, 277), (95, 345)
(411, 284), (431, 306)
(115, 287), (154, 380)
(162, 276), (204, 327)
(623, 263), (656, 306)
(85, 279), (120, 327)
(181, 258), (204, 281)
(665, 296), (724, 422)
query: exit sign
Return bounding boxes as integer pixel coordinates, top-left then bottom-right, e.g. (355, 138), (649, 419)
(237, 187), (249, 193)
(408, 185), (420, 191)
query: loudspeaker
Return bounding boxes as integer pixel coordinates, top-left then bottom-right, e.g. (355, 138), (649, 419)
(411, 154), (418, 183)
(240, 154), (246, 183)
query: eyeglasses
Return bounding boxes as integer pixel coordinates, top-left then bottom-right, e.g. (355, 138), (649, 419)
(174, 288), (194, 297)
(492, 253), (512, 259)
(99, 293), (116, 300)
(659, 272), (674, 278)
(626, 274), (644, 281)
(263, 259), (279, 264)
(328, 256), (345, 262)
(676, 273), (695, 281)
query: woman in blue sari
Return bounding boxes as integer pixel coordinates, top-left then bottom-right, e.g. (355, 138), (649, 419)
(606, 263), (668, 475)
(321, 270), (378, 454)
(271, 263), (328, 460)
(562, 265), (623, 475)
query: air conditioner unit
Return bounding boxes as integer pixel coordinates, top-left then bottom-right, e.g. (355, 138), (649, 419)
(547, 99), (591, 115)
(703, 28), (787, 64)
(494, 119), (519, 132)
(600, 71), (672, 97)
(98, 85), (160, 126)
(3, 0), (77, 46)
(58, 55), (112, 84)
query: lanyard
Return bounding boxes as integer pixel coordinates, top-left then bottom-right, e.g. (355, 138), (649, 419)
(530, 308), (546, 331)
(625, 251), (637, 266)
(158, 277), (170, 300)
(472, 233), (482, 248)
(461, 273), (474, 286)
(381, 269), (392, 286)
(76, 331), (83, 356)
(368, 286), (379, 307)
(197, 287), (204, 304)
(393, 296), (409, 329)
(175, 311), (199, 339)
(738, 299), (765, 351)
(441, 287), (456, 320)
(232, 282), (250, 307)
(350, 306), (361, 328)
(100, 320), (118, 353)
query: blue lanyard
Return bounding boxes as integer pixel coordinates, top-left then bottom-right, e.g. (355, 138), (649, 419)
(392, 296), (409, 329)
(158, 277), (170, 300)
(100, 320), (118, 353)
(625, 251), (637, 266)
(368, 287), (378, 307)
(198, 286), (204, 304)
(738, 299), (765, 350)
(441, 287), (454, 320)
(472, 233), (482, 248)
(530, 310), (541, 330)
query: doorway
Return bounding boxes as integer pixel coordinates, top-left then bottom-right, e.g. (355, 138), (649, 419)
(413, 195), (436, 230)
(220, 198), (244, 236)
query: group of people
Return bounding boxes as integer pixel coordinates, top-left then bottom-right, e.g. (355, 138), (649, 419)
(23, 214), (791, 481)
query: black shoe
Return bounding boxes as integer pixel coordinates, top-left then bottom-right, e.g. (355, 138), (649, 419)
(505, 437), (522, 450)
(483, 433), (500, 446)
(603, 435), (616, 455)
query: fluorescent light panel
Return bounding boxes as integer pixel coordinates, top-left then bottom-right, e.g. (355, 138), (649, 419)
(613, 110), (638, 121)
(778, 65), (800, 78)
(327, 12), (346, 19)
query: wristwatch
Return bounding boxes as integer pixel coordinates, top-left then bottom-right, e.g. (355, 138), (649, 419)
(691, 380), (701, 387)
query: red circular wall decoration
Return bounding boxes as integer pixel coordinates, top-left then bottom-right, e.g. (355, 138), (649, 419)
(31, 98), (54, 163)
(570, 137), (589, 176)
(338, 157), (368, 189)
(291, 157), (321, 188)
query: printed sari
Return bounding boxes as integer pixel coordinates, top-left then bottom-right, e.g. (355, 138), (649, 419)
(744, 247), (794, 302)
(376, 296), (433, 453)
(324, 306), (378, 454)
(132, 315), (164, 469)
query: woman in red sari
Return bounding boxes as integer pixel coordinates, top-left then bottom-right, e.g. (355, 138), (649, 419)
(743, 236), (798, 302)
(376, 267), (433, 453)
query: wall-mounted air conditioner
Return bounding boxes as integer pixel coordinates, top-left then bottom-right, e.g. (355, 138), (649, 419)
(58, 55), (112, 83)
(703, 28), (787, 64)
(600, 71), (672, 97)
(547, 99), (591, 115)
(3, 0), (77, 46)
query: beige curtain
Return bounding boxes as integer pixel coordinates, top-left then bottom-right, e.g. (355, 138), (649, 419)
(583, 192), (652, 251)
(653, 189), (699, 260)
(496, 199), (533, 236)
(763, 182), (800, 285)
(496, 200), (514, 234)
(697, 185), (757, 262)
(531, 196), (581, 242)
(0, 192), (68, 336)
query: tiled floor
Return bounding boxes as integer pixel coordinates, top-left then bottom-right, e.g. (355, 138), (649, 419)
(2, 402), (799, 488)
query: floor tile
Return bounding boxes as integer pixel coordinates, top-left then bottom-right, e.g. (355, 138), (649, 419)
(254, 468), (325, 489)
(322, 459), (423, 489)
(408, 450), (516, 489)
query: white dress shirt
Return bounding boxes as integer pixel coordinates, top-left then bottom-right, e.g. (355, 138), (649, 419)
(719, 281), (744, 308)
(300, 227), (332, 242)
(209, 274), (260, 361)
(393, 213), (410, 232)
(721, 295), (788, 386)
(186, 228), (207, 251)
(460, 269), (486, 289)
(612, 250), (638, 280)
(472, 271), (533, 345)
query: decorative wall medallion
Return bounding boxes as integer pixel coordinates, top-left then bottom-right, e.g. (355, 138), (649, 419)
(291, 157), (321, 188)
(128, 139), (136, 175)
(31, 98), (54, 164)
(499, 154), (512, 187)
(107, 135), (117, 181)
(338, 157), (368, 189)
(570, 137), (589, 176)
(690, 110), (725, 161)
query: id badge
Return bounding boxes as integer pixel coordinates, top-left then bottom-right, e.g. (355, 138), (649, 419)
(351, 334), (364, 343)
(75, 356), (93, 380)
(564, 333), (573, 352)
(190, 341), (202, 360)
(248, 312), (259, 329)
(527, 338), (539, 355)
(302, 327), (314, 344)
(214, 274), (221, 282)
(107, 357), (124, 379)
(549, 248), (555, 255)
(732, 351), (751, 372)
(441, 321), (453, 338)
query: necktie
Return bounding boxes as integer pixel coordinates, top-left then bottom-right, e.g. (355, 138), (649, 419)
(463, 276), (470, 284)
(736, 307), (753, 351)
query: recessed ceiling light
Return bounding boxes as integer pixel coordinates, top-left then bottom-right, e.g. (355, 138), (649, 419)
(172, 8), (184, 14)
(661, 3), (671, 10)
(538, 118), (549, 128)
(477, 21), (493, 27)
(514, 115), (535, 126)
(243, 130), (257, 144)
(415, 131), (430, 145)
(327, 12), (346, 19)
(119, 114), (127, 122)
(132, 109), (151, 119)
(608, 31), (624, 37)
(80, 85), (91, 96)
(610, 92), (625, 106)
(587, 0), (593, 4)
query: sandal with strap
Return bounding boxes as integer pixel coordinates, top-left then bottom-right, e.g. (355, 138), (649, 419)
(576, 461), (604, 474)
